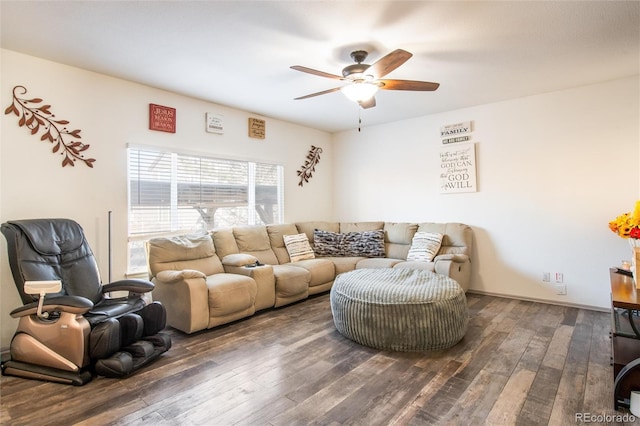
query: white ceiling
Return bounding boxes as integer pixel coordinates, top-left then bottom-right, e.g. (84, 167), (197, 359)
(1, 1), (639, 133)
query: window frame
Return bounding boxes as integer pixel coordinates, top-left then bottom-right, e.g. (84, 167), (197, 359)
(126, 145), (284, 274)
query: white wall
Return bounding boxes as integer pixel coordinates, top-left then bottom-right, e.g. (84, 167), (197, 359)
(333, 76), (640, 310)
(2, 48), (638, 350)
(0, 49), (333, 349)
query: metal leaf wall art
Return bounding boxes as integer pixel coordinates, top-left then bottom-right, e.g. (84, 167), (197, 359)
(297, 145), (322, 187)
(4, 85), (96, 168)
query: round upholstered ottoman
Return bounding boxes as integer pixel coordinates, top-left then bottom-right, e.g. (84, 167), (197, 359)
(330, 268), (468, 351)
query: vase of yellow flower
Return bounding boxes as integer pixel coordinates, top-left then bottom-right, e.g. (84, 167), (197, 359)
(609, 201), (640, 287)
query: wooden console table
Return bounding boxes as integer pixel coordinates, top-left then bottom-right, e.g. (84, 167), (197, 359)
(610, 268), (640, 410)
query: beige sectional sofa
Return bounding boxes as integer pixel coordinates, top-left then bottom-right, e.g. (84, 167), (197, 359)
(146, 221), (473, 334)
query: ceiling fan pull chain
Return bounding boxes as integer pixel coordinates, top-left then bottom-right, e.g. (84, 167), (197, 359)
(358, 109), (362, 132)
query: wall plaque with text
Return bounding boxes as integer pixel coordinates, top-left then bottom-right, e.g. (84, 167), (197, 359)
(149, 103), (176, 133)
(439, 143), (477, 194)
(248, 118), (265, 139)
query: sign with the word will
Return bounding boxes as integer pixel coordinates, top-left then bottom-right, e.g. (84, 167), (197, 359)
(439, 143), (477, 194)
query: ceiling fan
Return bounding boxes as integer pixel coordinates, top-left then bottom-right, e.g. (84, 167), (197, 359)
(291, 49), (439, 109)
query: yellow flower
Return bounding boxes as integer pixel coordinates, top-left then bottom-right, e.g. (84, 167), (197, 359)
(610, 202), (640, 239)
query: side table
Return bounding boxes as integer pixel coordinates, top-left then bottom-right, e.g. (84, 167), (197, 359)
(610, 268), (640, 411)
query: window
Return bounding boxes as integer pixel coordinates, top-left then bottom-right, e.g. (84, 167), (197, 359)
(127, 147), (284, 273)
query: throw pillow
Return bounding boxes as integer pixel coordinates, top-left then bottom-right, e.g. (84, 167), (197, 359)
(407, 232), (443, 262)
(342, 230), (385, 257)
(313, 230), (345, 256)
(283, 233), (315, 262)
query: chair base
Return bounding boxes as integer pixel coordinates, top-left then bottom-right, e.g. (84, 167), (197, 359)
(1, 359), (92, 386)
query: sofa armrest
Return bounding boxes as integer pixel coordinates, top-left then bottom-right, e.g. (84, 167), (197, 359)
(152, 271), (209, 333)
(434, 255), (471, 292)
(156, 269), (206, 283)
(222, 253), (259, 267)
(433, 253), (469, 263)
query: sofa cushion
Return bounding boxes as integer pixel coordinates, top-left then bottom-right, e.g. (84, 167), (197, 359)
(210, 228), (239, 259)
(295, 221), (339, 244)
(407, 232), (443, 262)
(283, 233), (315, 262)
(384, 222), (418, 260)
(340, 221), (384, 233)
(288, 258), (334, 287)
(205, 273), (257, 328)
(267, 223), (299, 263)
(418, 222), (472, 257)
(271, 265), (310, 307)
(233, 226), (279, 265)
(323, 256), (364, 275)
(147, 233), (224, 277)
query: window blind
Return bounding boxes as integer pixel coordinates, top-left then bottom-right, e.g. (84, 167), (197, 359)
(127, 147), (283, 272)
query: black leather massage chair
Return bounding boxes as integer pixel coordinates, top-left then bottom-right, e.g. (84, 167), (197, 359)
(1, 218), (171, 385)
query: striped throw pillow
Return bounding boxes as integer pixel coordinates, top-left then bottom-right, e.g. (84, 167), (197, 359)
(407, 232), (443, 262)
(283, 233), (315, 262)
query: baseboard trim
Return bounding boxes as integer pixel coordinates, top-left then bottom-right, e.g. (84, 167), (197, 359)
(466, 289), (610, 313)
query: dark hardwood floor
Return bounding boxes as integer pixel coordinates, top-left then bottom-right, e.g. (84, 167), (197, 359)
(0, 293), (635, 425)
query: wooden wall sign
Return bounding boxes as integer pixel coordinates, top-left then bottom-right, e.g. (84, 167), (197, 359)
(248, 118), (265, 139)
(149, 103), (176, 133)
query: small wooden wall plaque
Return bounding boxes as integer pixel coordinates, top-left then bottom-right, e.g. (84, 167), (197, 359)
(248, 118), (265, 139)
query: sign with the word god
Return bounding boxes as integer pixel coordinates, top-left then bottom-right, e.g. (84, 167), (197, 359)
(439, 143), (477, 194)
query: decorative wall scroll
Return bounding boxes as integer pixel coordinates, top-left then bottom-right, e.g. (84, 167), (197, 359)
(248, 117), (265, 139)
(149, 103), (176, 133)
(297, 145), (323, 187)
(4, 85), (96, 168)
(439, 143), (477, 194)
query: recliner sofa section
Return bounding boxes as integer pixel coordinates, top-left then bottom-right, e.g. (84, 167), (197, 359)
(146, 221), (472, 334)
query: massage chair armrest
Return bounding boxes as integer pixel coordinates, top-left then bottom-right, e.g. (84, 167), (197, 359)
(10, 295), (93, 318)
(102, 278), (155, 294)
(433, 253), (469, 264)
(155, 269), (207, 284)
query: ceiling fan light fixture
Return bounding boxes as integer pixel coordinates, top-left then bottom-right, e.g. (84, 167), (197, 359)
(340, 82), (379, 102)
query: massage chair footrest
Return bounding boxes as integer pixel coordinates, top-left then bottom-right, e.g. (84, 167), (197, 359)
(1, 359), (92, 386)
(94, 332), (172, 378)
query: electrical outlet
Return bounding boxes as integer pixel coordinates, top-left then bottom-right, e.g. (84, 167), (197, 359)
(556, 284), (567, 295)
(543, 272), (551, 282)
(555, 272), (563, 283)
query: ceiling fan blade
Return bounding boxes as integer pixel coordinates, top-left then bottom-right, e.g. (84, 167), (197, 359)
(378, 79), (440, 91)
(358, 97), (376, 109)
(290, 65), (343, 80)
(294, 86), (342, 100)
(366, 49), (413, 79)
